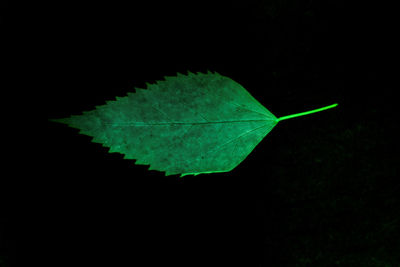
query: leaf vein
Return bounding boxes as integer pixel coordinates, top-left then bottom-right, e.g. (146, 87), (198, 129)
(168, 123), (268, 171)
(107, 119), (273, 127)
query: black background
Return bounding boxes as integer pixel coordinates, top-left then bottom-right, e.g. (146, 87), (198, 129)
(2, 0), (399, 266)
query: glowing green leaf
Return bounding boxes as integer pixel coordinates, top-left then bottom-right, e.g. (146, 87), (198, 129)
(51, 71), (337, 177)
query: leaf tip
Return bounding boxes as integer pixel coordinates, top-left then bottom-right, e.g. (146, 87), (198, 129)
(49, 117), (70, 125)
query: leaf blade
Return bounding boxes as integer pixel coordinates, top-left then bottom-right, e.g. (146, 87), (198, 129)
(53, 71), (278, 176)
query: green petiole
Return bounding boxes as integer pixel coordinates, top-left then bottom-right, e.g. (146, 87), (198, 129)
(277, 103), (338, 122)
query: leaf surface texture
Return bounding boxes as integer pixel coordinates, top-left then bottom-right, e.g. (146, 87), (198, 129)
(54, 71), (278, 176)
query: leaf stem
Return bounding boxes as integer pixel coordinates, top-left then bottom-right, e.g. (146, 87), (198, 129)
(277, 103), (338, 122)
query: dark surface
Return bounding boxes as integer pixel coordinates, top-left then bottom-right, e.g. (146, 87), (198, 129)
(2, 0), (399, 266)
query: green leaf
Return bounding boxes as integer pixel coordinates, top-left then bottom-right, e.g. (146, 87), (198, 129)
(51, 71), (337, 177)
